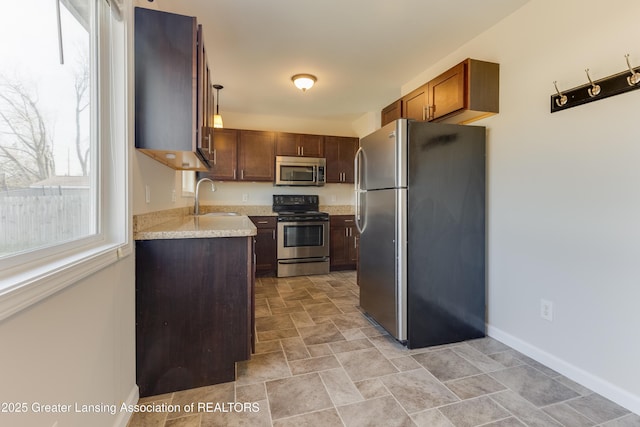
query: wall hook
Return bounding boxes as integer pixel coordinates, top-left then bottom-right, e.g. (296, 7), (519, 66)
(625, 54), (640, 85)
(553, 81), (567, 107)
(585, 69), (601, 97)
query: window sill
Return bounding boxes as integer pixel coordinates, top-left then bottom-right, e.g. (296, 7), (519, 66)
(0, 242), (132, 322)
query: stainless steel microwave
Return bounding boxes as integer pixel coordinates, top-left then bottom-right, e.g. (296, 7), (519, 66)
(275, 156), (326, 186)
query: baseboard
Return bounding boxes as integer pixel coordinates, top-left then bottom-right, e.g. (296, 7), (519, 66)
(487, 325), (640, 415)
(113, 384), (139, 427)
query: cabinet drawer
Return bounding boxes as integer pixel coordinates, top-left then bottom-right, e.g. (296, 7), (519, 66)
(250, 216), (277, 228)
(330, 215), (356, 227)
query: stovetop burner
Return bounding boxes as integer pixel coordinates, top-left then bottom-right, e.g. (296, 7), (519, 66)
(273, 195), (328, 222)
(273, 194), (320, 213)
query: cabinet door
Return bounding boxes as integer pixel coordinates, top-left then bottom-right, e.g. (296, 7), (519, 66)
(324, 137), (341, 183)
(330, 216), (358, 270)
(325, 136), (357, 183)
(330, 225), (349, 269)
(340, 138), (358, 183)
(348, 226), (359, 264)
(134, 8), (197, 153)
(429, 61), (465, 121)
(276, 133), (324, 157)
(381, 99), (402, 127)
(238, 130), (275, 181)
(211, 128), (238, 180)
(402, 83), (429, 121)
(299, 134), (324, 157)
(251, 216), (277, 276)
(275, 132), (299, 156)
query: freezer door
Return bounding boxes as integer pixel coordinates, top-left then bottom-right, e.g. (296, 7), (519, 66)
(359, 119), (408, 190)
(359, 188), (407, 341)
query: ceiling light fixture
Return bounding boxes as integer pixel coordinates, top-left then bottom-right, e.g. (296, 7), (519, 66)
(213, 84), (224, 128)
(291, 74), (317, 92)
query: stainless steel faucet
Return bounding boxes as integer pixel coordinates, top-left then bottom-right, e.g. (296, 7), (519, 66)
(194, 177), (215, 215)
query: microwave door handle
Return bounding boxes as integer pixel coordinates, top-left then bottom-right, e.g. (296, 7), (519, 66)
(313, 165), (318, 185)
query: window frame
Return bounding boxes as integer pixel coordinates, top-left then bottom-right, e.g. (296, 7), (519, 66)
(0, 0), (131, 321)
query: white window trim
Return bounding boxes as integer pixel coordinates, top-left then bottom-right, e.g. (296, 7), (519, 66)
(0, 0), (132, 322)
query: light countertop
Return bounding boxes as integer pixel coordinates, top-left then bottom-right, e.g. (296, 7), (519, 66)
(132, 204), (355, 241)
(134, 214), (257, 240)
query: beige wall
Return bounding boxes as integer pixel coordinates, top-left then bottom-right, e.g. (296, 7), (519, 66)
(0, 256), (136, 427)
(411, 0), (640, 413)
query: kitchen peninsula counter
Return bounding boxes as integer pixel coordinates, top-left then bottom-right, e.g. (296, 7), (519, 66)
(133, 214), (256, 240)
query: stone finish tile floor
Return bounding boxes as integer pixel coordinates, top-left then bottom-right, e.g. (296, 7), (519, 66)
(128, 272), (640, 427)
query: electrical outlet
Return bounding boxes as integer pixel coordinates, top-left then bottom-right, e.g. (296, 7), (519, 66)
(145, 185), (151, 204)
(540, 299), (553, 321)
(242, 193), (248, 202)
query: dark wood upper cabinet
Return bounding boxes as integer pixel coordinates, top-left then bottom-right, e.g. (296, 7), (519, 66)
(325, 136), (358, 183)
(134, 8), (210, 171)
(237, 130), (275, 181)
(402, 83), (429, 121)
(429, 61), (466, 121)
(381, 58), (499, 127)
(210, 128), (238, 180)
(276, 132), (324, 157)
(381, 99), (402, 127)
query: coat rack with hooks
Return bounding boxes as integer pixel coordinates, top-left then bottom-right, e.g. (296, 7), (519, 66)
(550, 54), (640, 113)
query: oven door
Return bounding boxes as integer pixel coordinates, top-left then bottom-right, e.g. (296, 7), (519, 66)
(277, 220), (330, 259)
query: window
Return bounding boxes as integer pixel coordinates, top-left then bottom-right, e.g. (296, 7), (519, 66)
(0, 0), (128, 319)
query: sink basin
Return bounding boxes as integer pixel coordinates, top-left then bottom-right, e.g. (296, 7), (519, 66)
(199, 212), (240, 217)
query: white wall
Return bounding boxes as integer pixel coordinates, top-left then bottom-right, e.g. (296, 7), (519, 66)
(405, 0), (640, 413)
(0, 256), (136, 427)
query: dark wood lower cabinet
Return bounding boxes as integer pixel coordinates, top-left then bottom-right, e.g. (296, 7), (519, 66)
(250, 216), (277, 277)
(135, 237), (254, 397)
(330, 215), (359, 271)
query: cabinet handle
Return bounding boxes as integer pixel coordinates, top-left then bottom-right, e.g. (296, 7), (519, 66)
(354, 236), (358, 249)
(422, 106), (427, 121)
(301, 146), (304, 156)
(427, 105), (434, 120)
(213, 148), (217, 165)
(233, 169), (236, 180)
(241, 170), (244, 180)
(205, 135), (211, 154)
(344, 219), (354, 223)
(257, 221), (268, 224)
(272, 229), (276, 240)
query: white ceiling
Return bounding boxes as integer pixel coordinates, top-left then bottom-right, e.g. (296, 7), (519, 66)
(138, 0), (530, 123)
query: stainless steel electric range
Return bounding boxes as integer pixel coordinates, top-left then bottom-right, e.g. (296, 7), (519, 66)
(273, 195), (330, 277)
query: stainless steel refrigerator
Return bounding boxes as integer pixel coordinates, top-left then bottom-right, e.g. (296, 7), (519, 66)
(355, 119), (486, 349)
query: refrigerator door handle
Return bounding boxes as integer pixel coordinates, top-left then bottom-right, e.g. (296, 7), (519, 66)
(354, 146), (365, 234)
